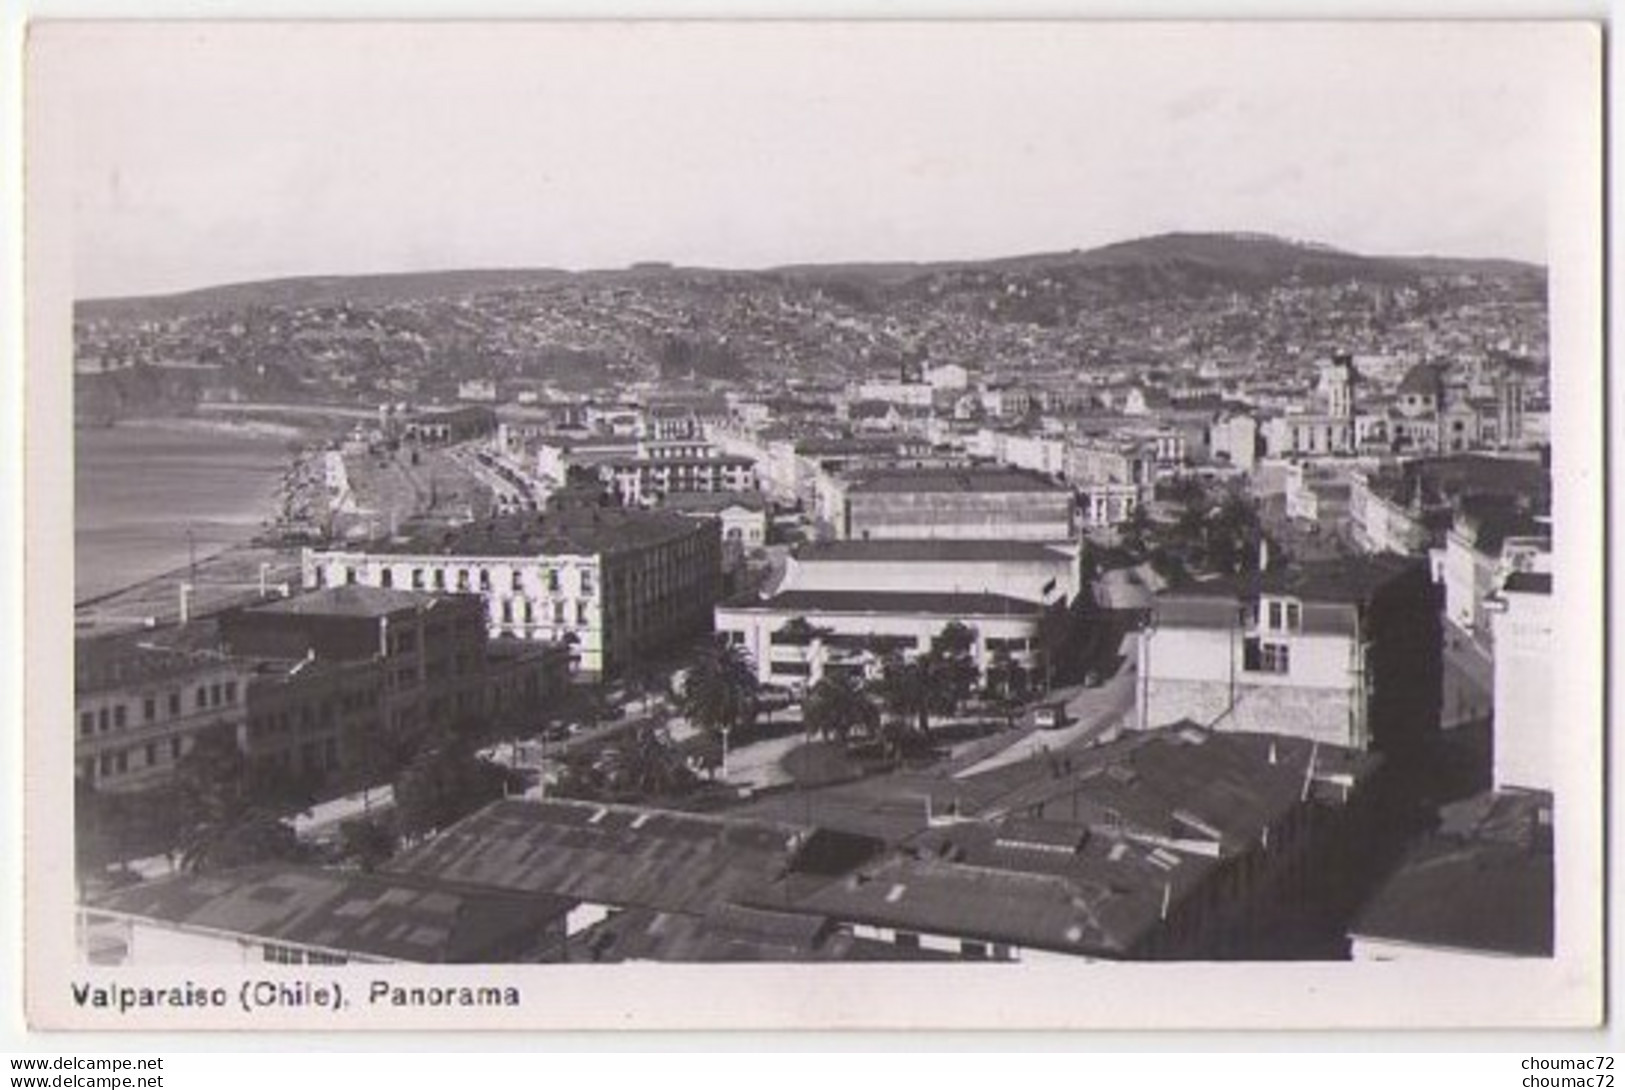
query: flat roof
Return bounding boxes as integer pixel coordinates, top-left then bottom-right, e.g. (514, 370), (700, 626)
(604, 455), (754, 470)
(795, 540), (1071, 564)
(728, 589), (1043, 618)
(320, 508), (705, 559)
(845, 467), (1067, 495)
(76, 636), (240, 693)
(1157, 555), (1423, 607)
(243, 586), (470, 620)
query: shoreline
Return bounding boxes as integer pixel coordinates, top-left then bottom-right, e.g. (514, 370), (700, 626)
(83, 414), (311, 442)
(75, 424), (331, 615)
(74, 539), (271, 611)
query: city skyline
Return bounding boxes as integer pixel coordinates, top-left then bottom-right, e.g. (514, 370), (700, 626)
(44, 21), (1568, 299)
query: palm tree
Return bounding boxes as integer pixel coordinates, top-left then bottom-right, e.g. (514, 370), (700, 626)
(572, 719), (698, 799)
(928, 621), (980, 720)
(802, 671), (879, 745)
(871, 652), (935, 742)
(173, 726), (307, 874)
(677, 636), (761, 746)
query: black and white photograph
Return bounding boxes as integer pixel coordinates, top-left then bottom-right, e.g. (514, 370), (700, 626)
(19, 18), (1604, 1032)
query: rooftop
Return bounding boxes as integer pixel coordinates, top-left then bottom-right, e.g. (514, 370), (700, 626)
(659, 491), (770, 514)
(563, 903), (895, 963)
(794, 540), (1071, 564)
(86, 865), (574, 964)
(963, 724), (1374, 855)
(1157, 555), (1424, 607)
(76, 634), (239, 693)
(603, 454), (754, 470)
(727, 589), (1043, 618)
(322, 508), (706, 559)
(1364, 454), (1550, 510)
(844, 467), (1067, 495)
(786, 850), (1161, 957)
(1502, 571), (1553, 595)
(386, 798), (882, 916)
(243, 585), (462, 620)
(1351, 834), (1553, 957)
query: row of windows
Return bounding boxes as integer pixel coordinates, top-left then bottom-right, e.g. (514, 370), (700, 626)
(80, 735), (189, 783)
(249, 694), (380, 739)
(499, 598), (591, 627)
(262, 943), (347, 966)
(78, 681), (237, 738)
(320, 561), (600, 598)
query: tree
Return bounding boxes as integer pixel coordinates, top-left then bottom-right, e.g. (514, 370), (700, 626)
(392, 729), (515, 843)
(555, 721), (699, 801)
(1206, 491), (1267, 575)
(984, 647), (1031, 729)
(871, 652), (935, 741)
(337, 816), (399, 873)
(1120, 501), (1156, 557)
(602, 722), (699, 797)
(625, 659), (671, 717)
(172, 726), (309, 874)
(802, 671), (879, 745)
(1034, 602), (1074, 692)
(676, 637), (760, 743)
(927, 621), (980, 720)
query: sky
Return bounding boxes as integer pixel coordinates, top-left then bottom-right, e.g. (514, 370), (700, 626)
(32, 20), (1593, 299)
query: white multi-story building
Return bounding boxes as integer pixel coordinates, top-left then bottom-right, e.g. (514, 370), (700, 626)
(600, 453), (756, 507)
(1137, 557), (1441, 754)
(303, 509), (721, 678)
(782, 539), (1079, 606)
(717, 589), (1043, 693)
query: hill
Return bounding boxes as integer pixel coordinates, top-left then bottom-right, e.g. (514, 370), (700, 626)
(77, 232), (1544, 321)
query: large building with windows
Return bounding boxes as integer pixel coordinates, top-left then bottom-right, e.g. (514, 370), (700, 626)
(820, 466), (1075, 542)
(600, 452), (757, 507)
(219, 587), (494, 781)
(1135, 557), (1441, 756)
(780, 539), (1080, 606)
(74, 638), (253, 793)
(302, 508), (721, 678)
(715, 589), (1043, 692)
(75, 587), (569, 800)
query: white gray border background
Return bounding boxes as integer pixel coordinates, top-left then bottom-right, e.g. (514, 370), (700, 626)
(1, 1), (1616, 1054)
